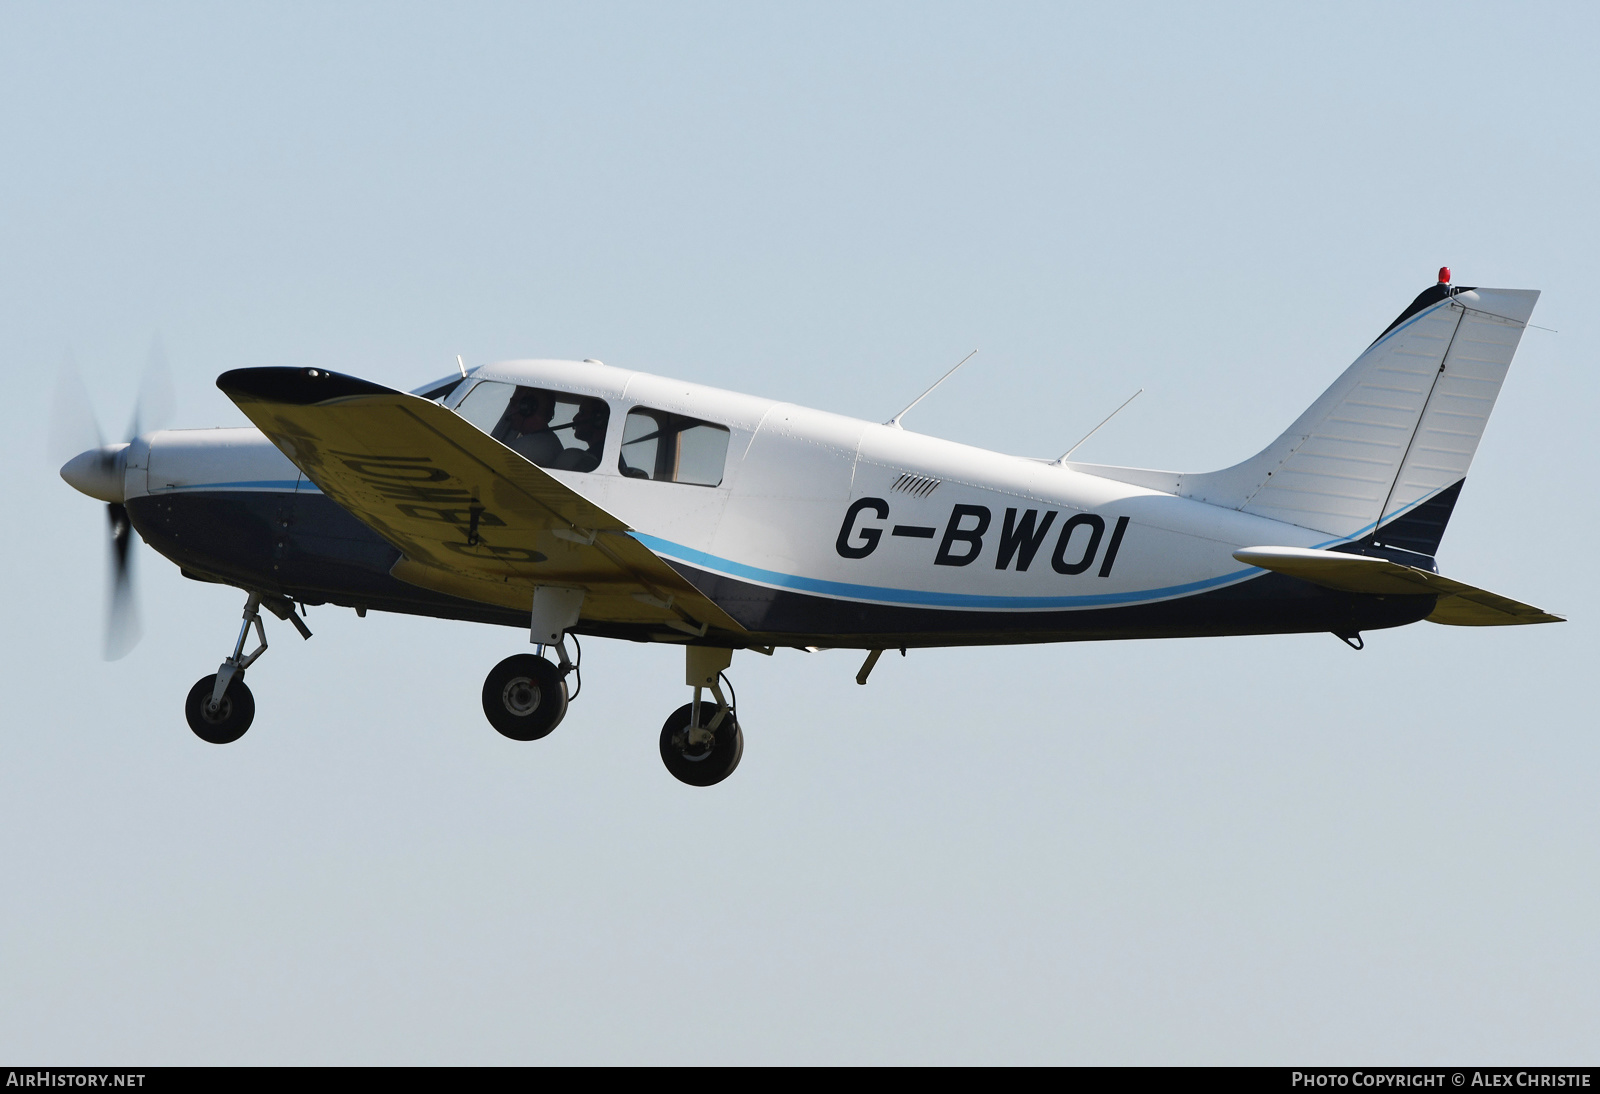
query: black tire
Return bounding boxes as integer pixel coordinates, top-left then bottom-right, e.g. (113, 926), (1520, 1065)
(482, 654), (568, 741)
(659, 702), (744, 787)
(185, 674), (255, 744)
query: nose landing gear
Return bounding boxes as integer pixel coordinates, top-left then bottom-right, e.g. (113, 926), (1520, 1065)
(183, 590), (311, 744)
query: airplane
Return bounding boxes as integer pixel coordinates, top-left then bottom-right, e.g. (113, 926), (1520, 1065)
(58, 269), (1562, 786)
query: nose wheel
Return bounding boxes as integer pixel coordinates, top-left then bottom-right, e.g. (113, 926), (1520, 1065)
(185, 673), (255, 744)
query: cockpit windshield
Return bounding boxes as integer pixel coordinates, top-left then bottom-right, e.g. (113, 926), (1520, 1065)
(409, 375), (466, 403)
(454, 380), (610, 473)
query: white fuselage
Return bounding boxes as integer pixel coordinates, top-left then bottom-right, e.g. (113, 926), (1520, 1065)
(126, 358), (1334, 629)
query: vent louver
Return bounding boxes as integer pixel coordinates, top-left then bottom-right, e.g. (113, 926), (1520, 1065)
(891, 473), (941, 498)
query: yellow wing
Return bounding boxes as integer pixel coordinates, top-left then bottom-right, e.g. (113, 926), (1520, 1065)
(218, 367), (746, 640)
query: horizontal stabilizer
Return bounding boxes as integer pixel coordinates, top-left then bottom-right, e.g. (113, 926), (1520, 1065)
(1232, 546), (1564, 627)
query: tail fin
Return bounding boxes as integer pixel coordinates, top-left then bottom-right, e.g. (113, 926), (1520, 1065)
(1175, 282), (1539, 552)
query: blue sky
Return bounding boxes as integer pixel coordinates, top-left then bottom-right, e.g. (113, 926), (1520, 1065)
(2, 2), (1595, 1063)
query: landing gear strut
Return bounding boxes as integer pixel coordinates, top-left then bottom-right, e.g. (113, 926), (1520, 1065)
(660, 647), (743, 787)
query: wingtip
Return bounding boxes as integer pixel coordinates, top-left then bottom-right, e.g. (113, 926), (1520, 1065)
(217, 367), (395, 405)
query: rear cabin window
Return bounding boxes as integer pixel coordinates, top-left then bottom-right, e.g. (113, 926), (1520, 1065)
(618, 408), (731, 487)
(454, 381), (610, 473)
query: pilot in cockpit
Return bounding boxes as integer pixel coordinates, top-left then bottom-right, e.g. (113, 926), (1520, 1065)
(499, 389), (563, 467)
(555, 401), (606, 472)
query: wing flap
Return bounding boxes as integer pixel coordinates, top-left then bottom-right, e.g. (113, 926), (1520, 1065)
(1232, 546), (1564, 627)
(218, 367), (745, 637)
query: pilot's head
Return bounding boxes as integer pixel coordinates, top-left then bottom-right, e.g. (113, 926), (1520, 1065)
(510, 390), (553, 431)
(571, 403), (605, 445)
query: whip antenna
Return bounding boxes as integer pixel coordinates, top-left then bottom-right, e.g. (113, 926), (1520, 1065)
(887, 349), (978, 429)
(1053, 388), (1143, 464)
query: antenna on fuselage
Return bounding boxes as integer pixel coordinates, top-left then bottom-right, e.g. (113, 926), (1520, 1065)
(1052, 388), (1143, 465)
(456, 354), (469, 379)
(886, 349), (978, 429)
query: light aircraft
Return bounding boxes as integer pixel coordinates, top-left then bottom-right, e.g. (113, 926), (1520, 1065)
(58, 269), (1562, 786)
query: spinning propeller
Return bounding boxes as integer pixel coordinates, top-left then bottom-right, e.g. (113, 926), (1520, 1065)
(51, 340), (175, 661)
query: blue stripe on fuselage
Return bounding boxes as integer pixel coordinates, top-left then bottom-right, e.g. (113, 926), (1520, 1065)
(151, 480), (320, 493)
(630, 533), (1259, 611)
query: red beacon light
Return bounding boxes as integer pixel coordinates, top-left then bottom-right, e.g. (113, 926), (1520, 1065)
(1438, 266), (1451, 285)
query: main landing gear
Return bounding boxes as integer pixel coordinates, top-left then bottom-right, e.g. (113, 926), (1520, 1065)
(482, 640), (575, 741)
(478, 601), (744, 787)
(482, 587), (583, 742)
(659, 646), (742, 787)
(184, 590), (311, 744)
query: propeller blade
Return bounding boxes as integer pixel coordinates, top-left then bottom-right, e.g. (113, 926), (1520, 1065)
(104, 502), (141, 661)
(125, 335), (175, 441)
(48, 351), (104, 468)
(55, 344), (161, 660)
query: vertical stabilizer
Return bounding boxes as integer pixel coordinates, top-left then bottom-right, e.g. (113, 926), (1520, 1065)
(1174, 284), (1539, 546)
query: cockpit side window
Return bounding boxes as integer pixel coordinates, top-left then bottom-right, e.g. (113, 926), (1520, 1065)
(618, 407), (731, 487)
(454, 380), (611, 473)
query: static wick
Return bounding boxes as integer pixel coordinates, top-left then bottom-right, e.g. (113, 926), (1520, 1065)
(887, 350), (978, 429)
(1054, 388), (1144, 464)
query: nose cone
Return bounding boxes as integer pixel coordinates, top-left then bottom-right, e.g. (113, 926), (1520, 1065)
(60, 443), (129, 503)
